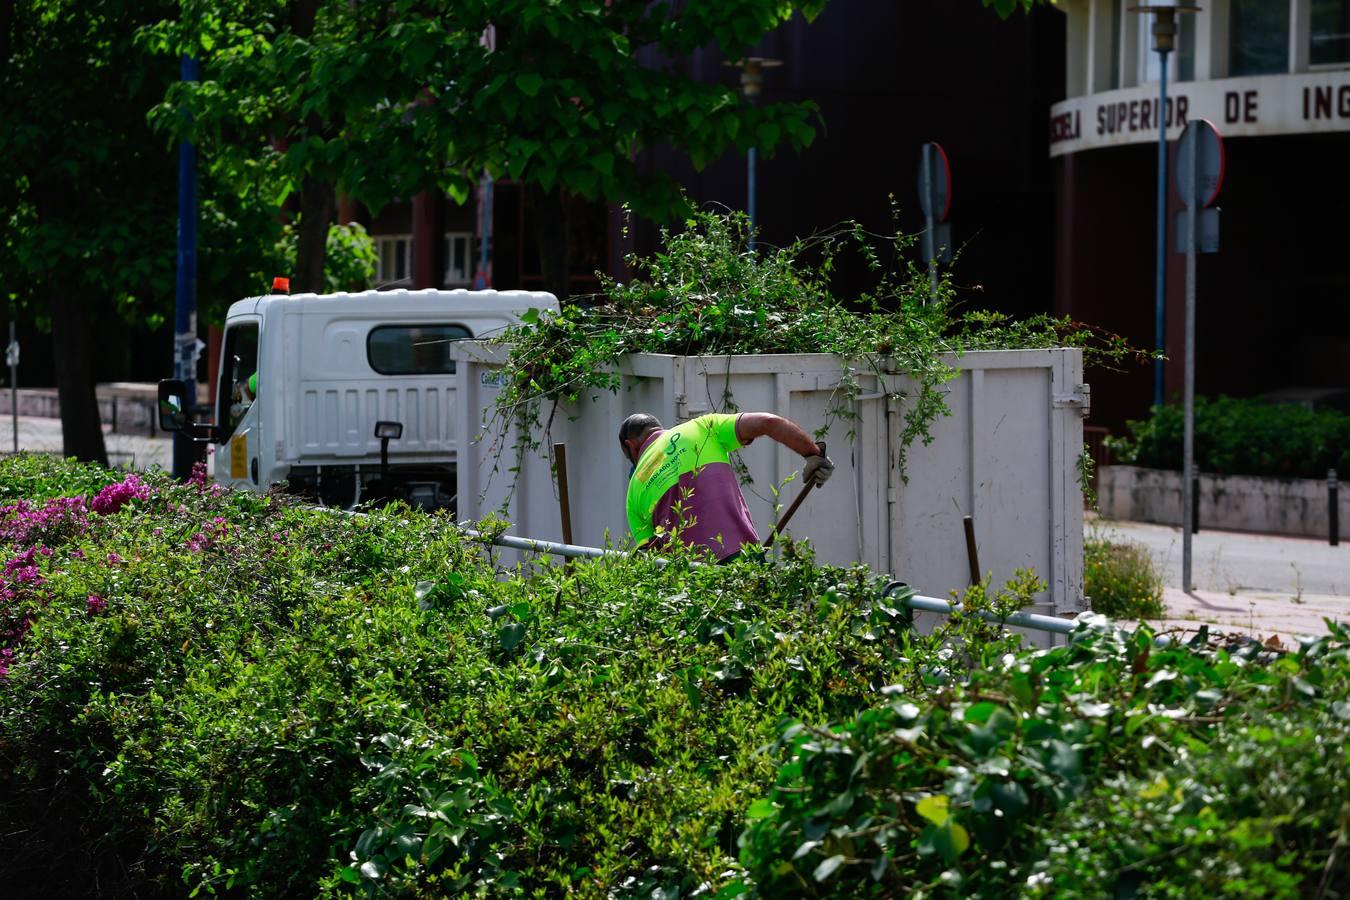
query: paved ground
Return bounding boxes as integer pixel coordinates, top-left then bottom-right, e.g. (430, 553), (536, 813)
(0, 414), (173, 471)
(1090, 515), (1350, 646)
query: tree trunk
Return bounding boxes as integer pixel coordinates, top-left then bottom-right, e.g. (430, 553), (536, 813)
(294, 176), (334, 293)
(49, 284), (108, 466)
(530, 185), (570, 303)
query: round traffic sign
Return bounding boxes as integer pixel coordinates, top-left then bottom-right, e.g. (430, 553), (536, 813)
(917, 142), (951, 222)
(1174, 119), (1224, 209)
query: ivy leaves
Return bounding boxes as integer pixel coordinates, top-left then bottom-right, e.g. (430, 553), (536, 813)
(739, 618), (1350, 896)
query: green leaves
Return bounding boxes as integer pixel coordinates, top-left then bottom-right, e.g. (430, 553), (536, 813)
(1107, 395), (1350, 481)
(740, 603), (1350, 896)
(514, 73), (545, 98)
(499, 621), (527, 651)
(6, 455), (1348, 898)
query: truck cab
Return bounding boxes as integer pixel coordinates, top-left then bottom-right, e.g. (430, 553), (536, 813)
(165, 287), (556, 511)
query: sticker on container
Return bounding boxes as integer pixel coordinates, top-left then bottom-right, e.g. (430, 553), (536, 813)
(230, 435), (247, 480)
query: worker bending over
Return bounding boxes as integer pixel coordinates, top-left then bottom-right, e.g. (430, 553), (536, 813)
(619, 412), (834, 562)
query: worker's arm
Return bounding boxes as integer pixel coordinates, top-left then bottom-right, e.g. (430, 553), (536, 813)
(734, 413), (822, 458)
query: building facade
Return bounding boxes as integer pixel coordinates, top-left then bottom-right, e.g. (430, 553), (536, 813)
(358, 1), (1066, 317)
(1051, 0), (1350, 428)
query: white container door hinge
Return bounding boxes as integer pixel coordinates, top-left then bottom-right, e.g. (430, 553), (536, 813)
(1053, 383), (1091, 417)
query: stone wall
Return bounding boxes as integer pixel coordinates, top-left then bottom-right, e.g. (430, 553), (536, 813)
(1100, 465), (1346, 539)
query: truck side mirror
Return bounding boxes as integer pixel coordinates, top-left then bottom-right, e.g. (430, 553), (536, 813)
(157, 379), (190, 432)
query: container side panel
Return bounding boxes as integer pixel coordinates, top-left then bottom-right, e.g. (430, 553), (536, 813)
(890, 371), (974, 602)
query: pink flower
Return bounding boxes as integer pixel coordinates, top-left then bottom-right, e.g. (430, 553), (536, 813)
(85, 594), (108, 616)
(90, 474), (151, 515)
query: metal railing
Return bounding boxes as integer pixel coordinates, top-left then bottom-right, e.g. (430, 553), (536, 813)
(459, 526), (1082, 637)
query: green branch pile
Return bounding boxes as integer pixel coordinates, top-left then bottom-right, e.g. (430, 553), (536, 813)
(489, 208), (1151, 479)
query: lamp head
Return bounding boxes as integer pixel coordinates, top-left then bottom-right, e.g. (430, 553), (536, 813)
(374, 420), (404, 441)
(1128, 2), (1202, 54)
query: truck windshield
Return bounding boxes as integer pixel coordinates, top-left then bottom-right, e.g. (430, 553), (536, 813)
(218, 322), (259, 442)
(367, 324), (471, 375)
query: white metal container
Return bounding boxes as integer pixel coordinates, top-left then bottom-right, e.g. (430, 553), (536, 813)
(454, 344), (1088, 644)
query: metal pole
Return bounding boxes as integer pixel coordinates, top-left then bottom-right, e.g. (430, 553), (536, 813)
(474, 174), (493, 289)
(923, 145), (937, 302)
(172, 55), (200, 480)
(1330, 469), (1339, 547)
(747, 145), (757, 245)
(8, 321), (17, 454)
(1181, 128), (1198, 593)
(1154, 48), (1170, 409)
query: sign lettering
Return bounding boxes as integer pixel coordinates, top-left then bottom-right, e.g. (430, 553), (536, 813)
(1049, 71), (1350, 157)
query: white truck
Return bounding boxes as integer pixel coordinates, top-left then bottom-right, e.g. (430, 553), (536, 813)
(159, 287), (557, 510)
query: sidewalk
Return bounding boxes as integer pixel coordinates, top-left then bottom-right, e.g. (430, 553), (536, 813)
(0, 414), (173, 471)
(1090, 515), (1350, 646)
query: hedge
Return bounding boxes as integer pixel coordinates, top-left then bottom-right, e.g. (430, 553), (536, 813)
(1106, 395), (1350, 480)
(0, 455), (1345, 897)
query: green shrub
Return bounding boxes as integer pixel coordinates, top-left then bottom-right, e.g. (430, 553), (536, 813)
(2, 455), (1346, 898)
(739, 622), (1350, 896)
(1084, 534), (1165, 619)
(0, 454), (938, 896)
(1106, 395), (1350, 480)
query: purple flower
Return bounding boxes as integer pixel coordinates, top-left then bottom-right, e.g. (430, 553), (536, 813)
(0, 496), (88, 545)
(0, 647), (12, 678)
(91, 474), (152, 515)
(189, 461), (209, 488)
(106, 552), (122, 565)
(85, 594), (108, 616)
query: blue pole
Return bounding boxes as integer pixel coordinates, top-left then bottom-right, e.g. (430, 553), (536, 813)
(173, 55), (200, 480)
(1154, 48), (1169, 410)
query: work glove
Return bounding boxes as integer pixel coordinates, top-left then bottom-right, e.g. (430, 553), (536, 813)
(803, 453), (834, 485)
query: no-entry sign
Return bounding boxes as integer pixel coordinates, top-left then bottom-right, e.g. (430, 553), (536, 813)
(1174, 119), (1225, 209)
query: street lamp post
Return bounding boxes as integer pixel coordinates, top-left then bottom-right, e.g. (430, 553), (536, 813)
(1129, 2), (1199, 409)
(726, 57), (781, 247)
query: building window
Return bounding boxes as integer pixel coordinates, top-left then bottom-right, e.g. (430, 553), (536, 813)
(443, 232), (472, 286)
(1312, 0), (1350, 65)
(375, 235), (413, 286)
(1109, 0), (1123, 89)
(367, 324), (472, 375)
(1230, 0), (1291, 75)
(1139, 11), (1196, 82)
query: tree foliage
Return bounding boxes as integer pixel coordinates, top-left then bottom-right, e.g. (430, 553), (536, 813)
(146, 0), (832, 293)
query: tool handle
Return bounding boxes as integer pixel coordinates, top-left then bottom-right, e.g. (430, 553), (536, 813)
(763, 442), (826, 548)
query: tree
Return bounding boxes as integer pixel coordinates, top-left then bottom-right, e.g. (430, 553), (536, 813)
(151, 0), (835, 300)
(146, 2), (473, 293)
(0, 0), (181, 464)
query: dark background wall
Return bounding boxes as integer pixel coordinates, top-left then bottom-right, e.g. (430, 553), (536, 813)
(632, 0), (1067, 319)
(1056, 131), (1350, 432)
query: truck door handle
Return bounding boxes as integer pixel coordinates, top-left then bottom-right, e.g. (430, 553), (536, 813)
(251, 458), (258, 485)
